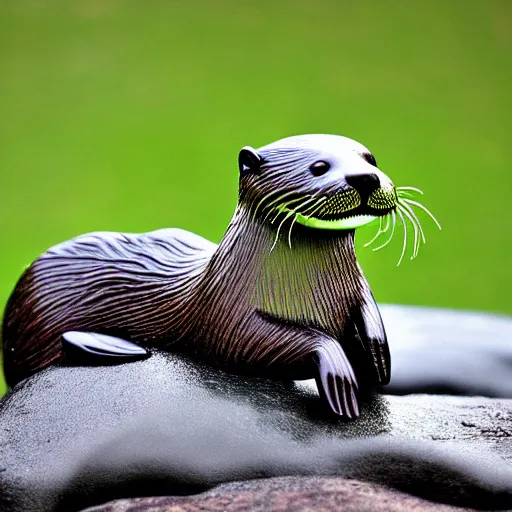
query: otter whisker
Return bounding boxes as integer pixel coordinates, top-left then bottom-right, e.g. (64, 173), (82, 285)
(373, 210), (397, 252)
(269, 210), (281, 225)
(270, 196), (321, 251)
(397, 203), (419, 260)
(295, 195), (322, 214)
(268, 196), (306, 224)
(396, 190), (417, 199)
(365, 214), (392, 248)
(364, 217), (384, 248)
(271, 195), (320, 226)
(253, 190), (283, 222)
(402, 199), (442, 231)
(396, 186), (424, 195)
(400, 200), (426, 244)
(270, 210), (294, 252)
(301, 197), (329, 220)
(287, 214), (298, 249)
(285, 196), (320, 249)
(399, 204), (420, 259)
(300, 196), (327, 215)
(396, 208), (408, 266)
(258, 193), (284, 223)
(382, 214), (391, 234)
(264, 199), (298, 224)
(261, 191), (303, 223)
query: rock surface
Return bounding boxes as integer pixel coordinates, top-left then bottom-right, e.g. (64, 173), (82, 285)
(82, 476), (472, 512)
(0, 305), (511, 512)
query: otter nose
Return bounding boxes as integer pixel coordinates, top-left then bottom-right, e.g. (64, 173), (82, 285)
(346, 173), (380, 195)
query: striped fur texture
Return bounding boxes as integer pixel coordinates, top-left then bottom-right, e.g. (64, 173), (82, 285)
(2, 134), (392, 419)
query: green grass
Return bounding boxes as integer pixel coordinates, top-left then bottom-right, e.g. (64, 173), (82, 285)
(1, 0), (511, 395)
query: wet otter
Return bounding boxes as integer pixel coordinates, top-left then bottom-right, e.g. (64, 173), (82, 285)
(2, 134), (438, 418)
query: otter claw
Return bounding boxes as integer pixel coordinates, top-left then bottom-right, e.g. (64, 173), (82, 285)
(315, 344), (359, 419)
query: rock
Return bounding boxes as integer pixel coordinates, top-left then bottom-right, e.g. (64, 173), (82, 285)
(1, 305), (512, 512)
(82, 476), (472, 512)
(383, 305), (512, 397)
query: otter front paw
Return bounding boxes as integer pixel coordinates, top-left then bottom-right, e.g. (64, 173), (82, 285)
(315, 342), (359, 419)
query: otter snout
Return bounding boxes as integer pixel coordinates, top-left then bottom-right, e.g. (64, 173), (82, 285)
(345, 168), (397, 213)
(345, 172), (381, 196)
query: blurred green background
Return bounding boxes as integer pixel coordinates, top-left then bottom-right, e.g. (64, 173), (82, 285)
(1, 0), (511, 395)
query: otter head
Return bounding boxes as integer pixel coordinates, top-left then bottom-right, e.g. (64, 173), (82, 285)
(238, 134), (440, 264)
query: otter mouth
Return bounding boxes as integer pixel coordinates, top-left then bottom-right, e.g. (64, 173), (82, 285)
(281, 186), (398, 230)
(295, 213), (378, 230)
(274, 186), (441, 265)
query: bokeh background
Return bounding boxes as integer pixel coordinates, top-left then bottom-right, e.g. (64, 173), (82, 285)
(1, 0), (511, 395)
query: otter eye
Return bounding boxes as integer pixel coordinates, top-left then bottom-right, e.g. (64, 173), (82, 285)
(362, 152), (377, 167)
(309, 160), (330, 177)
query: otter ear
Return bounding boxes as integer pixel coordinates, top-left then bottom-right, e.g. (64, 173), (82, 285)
(238, 146), (263, 174)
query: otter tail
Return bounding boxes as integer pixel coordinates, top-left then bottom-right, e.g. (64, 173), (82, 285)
(2, 229), (215, 387)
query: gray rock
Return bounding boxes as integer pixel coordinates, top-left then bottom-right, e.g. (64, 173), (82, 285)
(0, 305), (511, 512)
(383, 305), (512, 397)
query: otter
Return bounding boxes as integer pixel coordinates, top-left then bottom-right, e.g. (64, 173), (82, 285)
(2, 134), (439, 418)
